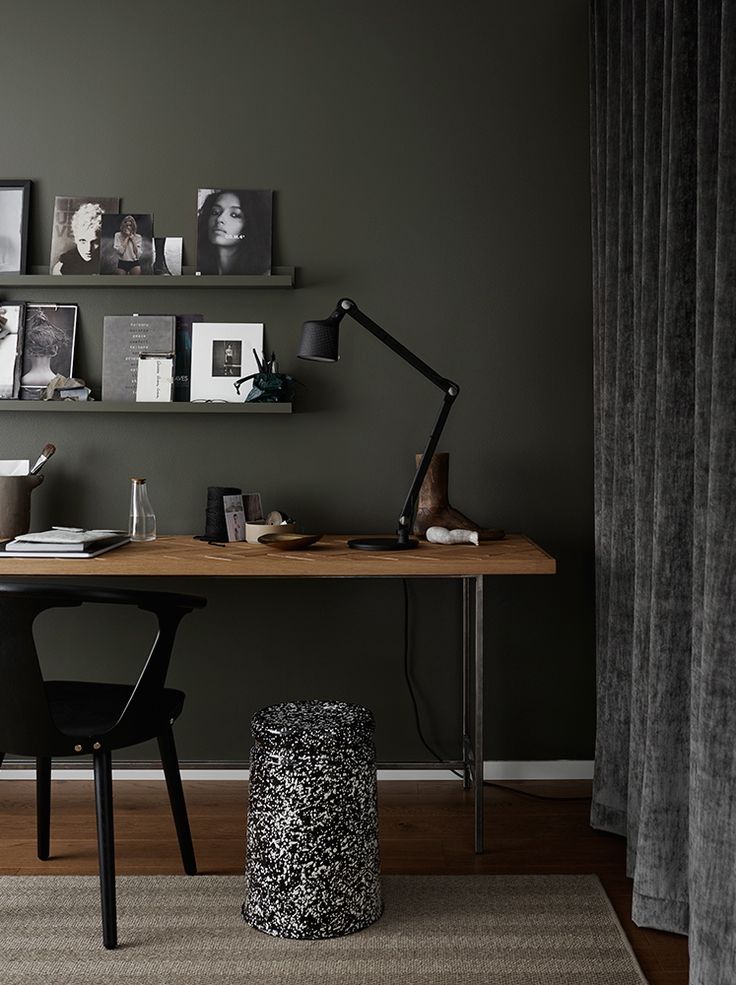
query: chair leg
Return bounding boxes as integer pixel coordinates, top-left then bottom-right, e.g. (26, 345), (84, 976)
(93, 749), (117, 950)
(158, 726), (197, 875)
(36, 757), (51, 861)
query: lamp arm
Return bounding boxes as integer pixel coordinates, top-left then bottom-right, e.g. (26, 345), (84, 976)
(339, 299), (455, 392)
(338, 298), (459, 544)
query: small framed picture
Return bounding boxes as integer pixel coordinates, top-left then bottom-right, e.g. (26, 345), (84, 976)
(153, 236), (183, 275)
(19, 304), (78, 400)
(49, 196), (120, 274)
(190, 322), (263, 401)
(0, 181), (31, 274)
(195, 188), (272, 275)
(99, 213), (154, 275)
(0, 303), (26, 398)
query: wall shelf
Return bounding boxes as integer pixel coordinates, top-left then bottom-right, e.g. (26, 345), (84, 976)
(0, 401), (292, 414)
(0, 266), (295, 289)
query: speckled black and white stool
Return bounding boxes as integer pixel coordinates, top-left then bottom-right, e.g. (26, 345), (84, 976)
(242, 700), (383, 939)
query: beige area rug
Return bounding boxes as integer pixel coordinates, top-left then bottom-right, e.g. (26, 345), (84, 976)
(0, 874), (647, 984)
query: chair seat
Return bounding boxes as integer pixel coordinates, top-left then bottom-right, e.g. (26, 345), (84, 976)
(45, 681), (185, 742)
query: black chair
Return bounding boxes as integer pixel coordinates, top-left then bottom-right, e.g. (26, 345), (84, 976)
(0, 582), (206, 949)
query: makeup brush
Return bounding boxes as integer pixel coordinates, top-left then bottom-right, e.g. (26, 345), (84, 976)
(30, 443), (56, 475)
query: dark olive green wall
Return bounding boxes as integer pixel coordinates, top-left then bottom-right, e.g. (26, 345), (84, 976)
(1, 0), (593, 764)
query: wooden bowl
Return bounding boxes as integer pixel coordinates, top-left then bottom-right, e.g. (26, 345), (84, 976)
(257, 533), (323, 551)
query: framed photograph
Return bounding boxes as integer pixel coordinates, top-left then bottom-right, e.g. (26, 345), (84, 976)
(190, 322), (263, 402)
(0, 303), (26, 398)
(153, 237), (183, 275)
(0, 181), (30, 274)
(19, 304), (78, 400)
(195, 188), (272, 275)
(49, 196), (120, 274)
(99, 213), (154, 275)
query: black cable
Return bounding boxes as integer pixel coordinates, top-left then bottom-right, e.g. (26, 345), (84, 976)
(401, 578), (592, 803)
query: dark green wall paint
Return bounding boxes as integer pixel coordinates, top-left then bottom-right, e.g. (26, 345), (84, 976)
(1, 0), (593, 764)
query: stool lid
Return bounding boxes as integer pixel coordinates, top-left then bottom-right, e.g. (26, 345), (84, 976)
(252, 700), (375, 750)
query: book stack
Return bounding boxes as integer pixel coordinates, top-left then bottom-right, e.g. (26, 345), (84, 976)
(2, 529), (131, 559)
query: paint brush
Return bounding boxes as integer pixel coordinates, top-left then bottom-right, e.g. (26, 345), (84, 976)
(29, 443), (56, 475)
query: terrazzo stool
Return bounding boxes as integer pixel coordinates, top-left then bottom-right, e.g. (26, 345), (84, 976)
(242, 700), (383, 939)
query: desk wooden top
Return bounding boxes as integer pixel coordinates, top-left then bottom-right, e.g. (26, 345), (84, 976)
(0, 534), (555, 578)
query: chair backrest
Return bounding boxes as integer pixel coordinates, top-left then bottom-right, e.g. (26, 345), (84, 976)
(0, 583), (206, 757)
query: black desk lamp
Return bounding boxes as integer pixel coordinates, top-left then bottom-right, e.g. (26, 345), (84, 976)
(298, 298), (459, 551)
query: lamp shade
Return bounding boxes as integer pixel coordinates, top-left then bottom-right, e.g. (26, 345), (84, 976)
(298, 318), (340, 362)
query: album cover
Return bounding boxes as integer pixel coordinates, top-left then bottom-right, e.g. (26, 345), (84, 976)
(19, 304), (77, 400)
(195, 188), (272, 275)
(99, 213), (154, 275)
(49, 196), (120, 274)
(153, 237), (183, 275)
(173, 314), (204, 401)
(190, 322), (263, 401)
(0, 303), (26, 399)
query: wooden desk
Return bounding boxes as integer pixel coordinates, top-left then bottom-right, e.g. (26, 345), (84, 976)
(0, 533), (555, 852)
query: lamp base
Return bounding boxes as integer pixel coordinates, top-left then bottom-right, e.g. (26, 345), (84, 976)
(348, 537), (419, 551)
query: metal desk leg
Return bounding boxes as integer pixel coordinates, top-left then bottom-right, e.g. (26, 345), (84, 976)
(462, 578), (471, 789)
(474, 575), (484, 853)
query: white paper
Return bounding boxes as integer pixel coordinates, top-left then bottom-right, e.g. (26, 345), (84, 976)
(136, 355), (174, 402)
(0, 459), (29, 476)
(190, 323), (263, 402)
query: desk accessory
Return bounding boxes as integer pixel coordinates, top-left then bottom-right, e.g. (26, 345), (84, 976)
(413, 452), (504, 540)
(298, 298), (459, 551)
(30, 443), (56, 475)
(246, 521), (297, 544)
(257, 532), (322, 550)
(129, 478), (156, 542)
(195, 485), (242, 543)
(426, 526), (479, 546)
(223, 494), (246, 541)
(0, 474), (43, 539)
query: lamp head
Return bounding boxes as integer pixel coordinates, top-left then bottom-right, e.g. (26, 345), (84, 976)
(298, 300), (352, 362)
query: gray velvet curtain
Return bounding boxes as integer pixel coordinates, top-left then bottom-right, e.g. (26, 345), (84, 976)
(590, 1), (736, 982)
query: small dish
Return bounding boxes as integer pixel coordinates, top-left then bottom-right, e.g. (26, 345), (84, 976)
(258, 533), (323, 551)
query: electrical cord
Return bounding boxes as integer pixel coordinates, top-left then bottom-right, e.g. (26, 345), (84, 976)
(401, 578), (591, 803)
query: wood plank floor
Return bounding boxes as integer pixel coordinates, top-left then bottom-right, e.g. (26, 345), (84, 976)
(0, 778), (688, 984)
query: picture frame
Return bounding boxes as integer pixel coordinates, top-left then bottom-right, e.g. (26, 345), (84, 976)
(0, 303), (26, 398)
(99, 213), (154, 275)
(195, 188), (272, 275)
(19, 304), (78, 400)
(49, 196), (120, 275)
(0, 180), (31, 275)
(190, 322), (264, 402)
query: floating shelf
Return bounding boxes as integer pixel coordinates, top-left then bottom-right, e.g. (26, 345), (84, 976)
(0, 401), (292, 414)
(0, 266), (295, 289)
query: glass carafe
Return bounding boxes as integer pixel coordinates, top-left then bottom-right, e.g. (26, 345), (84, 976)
(129, 478), (157, 542)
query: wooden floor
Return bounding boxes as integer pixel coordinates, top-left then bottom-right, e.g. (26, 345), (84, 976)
(0, 778), (688, 984)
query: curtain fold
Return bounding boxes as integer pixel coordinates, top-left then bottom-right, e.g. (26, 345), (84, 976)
(590, 2), (736, 981)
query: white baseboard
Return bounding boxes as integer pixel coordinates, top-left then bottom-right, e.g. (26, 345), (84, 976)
(0, 761), (594, 782)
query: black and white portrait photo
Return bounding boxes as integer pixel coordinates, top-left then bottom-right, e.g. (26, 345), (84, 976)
(0, 304), (26, 398)
(0, 181), (30, 274)
(99, 213), (154, 275)
(189, 322), (263, 401)
(19, 304), (77, 399)
(195, 188), (272, 276)
(49, 196), (120, 274)
(212, 340), (242, 377)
